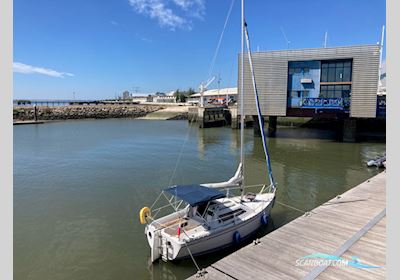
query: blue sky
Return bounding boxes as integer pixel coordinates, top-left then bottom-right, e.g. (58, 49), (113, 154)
(14, 0), (385, 99)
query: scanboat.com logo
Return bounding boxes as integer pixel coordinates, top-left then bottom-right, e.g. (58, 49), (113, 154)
(296, 253), (383, 269)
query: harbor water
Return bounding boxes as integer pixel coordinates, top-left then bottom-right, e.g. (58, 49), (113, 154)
(14, 119), (385, 280)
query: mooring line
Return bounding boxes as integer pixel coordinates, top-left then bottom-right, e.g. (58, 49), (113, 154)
(181, 229), (203, 276)
(275, 200), (314, 216)
(210, 264), (239, 280)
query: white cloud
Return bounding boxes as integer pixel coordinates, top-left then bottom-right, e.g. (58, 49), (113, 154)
(173, 0), (204, 18)
(128, 0), (205, 30)
(13, 62), (74, 78)
(110, 20), (119, 26)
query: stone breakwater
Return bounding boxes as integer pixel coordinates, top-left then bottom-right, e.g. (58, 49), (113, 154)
(13, 105), (165, 121)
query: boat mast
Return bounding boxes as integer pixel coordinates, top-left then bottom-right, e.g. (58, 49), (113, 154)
(240, 0), (245, 198)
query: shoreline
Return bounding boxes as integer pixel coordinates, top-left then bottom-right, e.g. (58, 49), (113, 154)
(13, 104), (189, 122)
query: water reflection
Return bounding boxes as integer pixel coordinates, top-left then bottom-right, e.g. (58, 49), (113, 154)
(14, 120), (385, 280)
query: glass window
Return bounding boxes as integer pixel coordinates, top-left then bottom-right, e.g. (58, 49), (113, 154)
(321, 60), (352, 82)
(336, 68), (343, 81)
(303, 68), (309, 73)
(336, 62), (344, 68)
(343, 67), (351, 81)
(328, 68), (335, 82)
(328, 85), (335, 91)
(343, 90), (351, 98)
(295, 68), (301, 74)
(321, 68), (328, 82)
(289, 68), (294, 74)
(303, 90), (310, 97)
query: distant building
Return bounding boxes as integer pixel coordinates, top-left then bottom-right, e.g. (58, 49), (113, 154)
(130, 96), (148, 103)
(122, 91), (131, 100)
(239, 45), (381, 118)
(154, 95), (176, 103)
(146, 95), (154, 102)
(188, 87), (237, 105)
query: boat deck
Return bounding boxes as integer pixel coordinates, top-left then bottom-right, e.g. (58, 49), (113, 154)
(187, 171), (386, 280)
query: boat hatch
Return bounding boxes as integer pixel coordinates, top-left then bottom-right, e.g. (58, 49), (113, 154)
(218, 209), (246, 222)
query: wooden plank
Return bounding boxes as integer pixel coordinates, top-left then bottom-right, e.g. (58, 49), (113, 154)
(303, 209), (385, 279)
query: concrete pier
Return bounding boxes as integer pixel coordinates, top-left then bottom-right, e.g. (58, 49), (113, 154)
(230, 108), (238, 129)
(268, 116), (277, 137)
(252, 115), (263, 136)
(252, 115), (277, 137)
(189, 106), (229, 128)
(343, 118), (357, 142)
(187, 171), (386, 280)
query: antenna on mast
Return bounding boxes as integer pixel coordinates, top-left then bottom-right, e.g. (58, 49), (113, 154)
(280, 26), (291, 49)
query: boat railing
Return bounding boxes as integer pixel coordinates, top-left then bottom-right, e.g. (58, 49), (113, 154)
(150, 191), (187, 220)
(221, 183), (274, 197)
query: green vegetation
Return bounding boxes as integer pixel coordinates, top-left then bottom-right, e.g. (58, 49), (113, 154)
(174, 87), (196, 102)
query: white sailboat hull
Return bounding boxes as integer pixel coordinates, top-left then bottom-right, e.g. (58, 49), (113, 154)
(174, 201), (273, 260)
(146, 193), (275, 262)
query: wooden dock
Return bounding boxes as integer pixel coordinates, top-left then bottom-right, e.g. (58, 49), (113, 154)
(187, 171), (386, 280)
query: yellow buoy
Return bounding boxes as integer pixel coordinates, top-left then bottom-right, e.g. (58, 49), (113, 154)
(139, 207), (151, 224)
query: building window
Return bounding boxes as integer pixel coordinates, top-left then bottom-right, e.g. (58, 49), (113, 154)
(291, 90), (309, 98)
(320, 85), (351, 98)
(320, 59), (352, 82)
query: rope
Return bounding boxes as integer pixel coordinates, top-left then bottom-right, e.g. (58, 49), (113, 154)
(275, 200), (313, 216)
(167, 121), (194, 187)
(206, 0), (236, 79)
(181, 229), (202, 274)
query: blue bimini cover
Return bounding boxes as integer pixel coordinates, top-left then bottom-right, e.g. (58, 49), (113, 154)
(164, 185), (225, 206)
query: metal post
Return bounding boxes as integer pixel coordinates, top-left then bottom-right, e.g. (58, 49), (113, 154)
(200, 83), (204, 108)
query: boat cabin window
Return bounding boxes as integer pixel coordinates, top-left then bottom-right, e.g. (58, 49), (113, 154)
(196, 203), (208, 217)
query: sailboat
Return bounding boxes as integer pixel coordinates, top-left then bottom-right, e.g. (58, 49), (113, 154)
(139, 0), (277, 262)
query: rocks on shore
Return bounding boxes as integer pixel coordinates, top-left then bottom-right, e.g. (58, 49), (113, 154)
(167, 112), (188, 120)
(13, 105), (165, 121)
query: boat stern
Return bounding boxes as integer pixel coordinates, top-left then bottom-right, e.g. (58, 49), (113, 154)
(145, 224), (161, 262)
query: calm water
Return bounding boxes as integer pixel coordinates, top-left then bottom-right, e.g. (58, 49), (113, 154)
(14, 119), (385, 280)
